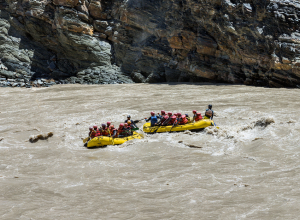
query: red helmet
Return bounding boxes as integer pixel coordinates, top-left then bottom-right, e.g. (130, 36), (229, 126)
(168, 112), (172, 116)
(124, 123), (128, 126)
(197, 113), (202, 116)
(151, 112), (155, 116)
(89, 127), (93, 130)
(193, 110), (197, 114)
(110, 125), (114, 129)
(107, 121), (111, 126)
(174, 113), (178, 116)
(161, 110), (165, 115)
(120, 123), (124, 127)
(93, 125), (97, 129)
(164, 115), (169, 119)
(177, 113), (182, 117)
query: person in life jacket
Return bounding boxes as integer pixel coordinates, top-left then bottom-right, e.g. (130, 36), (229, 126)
(124, 115), (138, 128)
(178, 114), (188, 125)
(93, 125), (102, 137)
(176, 113), (182, 123)
(89, 127), (94, 138)
(117, 123), (125, 137)
(126, 122), (133, 135)
(192, 110), (197, 121)
(194, 112), (203, 121)
(90, 125), (97, 138)
(168, 114), (177, 126)
(145, 112), (158, 126)
(162, 112), (173, 125)
(158, 110), (166, 119)
(174, 113), (178, 119)
(185, 114), (191, 123)
(160, 115), (169, 125)
(109, 125), (118, 138)
(205, 104), (214, 119)
(124, 123), (132, 136)
(101, 123), (110, 136)
(127, 120), (135, 130)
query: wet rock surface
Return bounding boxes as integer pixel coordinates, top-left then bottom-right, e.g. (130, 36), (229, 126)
(1, 0), (300, 87)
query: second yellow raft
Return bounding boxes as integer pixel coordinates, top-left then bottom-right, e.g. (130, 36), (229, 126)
(85, 131), (143, 148)
(143, 119), (214, 133)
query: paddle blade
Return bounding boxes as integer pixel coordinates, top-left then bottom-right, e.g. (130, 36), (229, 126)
(133, 120), (140, 124)
(83, 137), (89, 143)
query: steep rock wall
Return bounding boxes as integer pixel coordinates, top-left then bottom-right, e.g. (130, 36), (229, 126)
(1, 0), (300, 87)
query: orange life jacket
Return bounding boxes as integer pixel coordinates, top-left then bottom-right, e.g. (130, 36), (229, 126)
(178, 115), (188, 125)
(195, 113), (203, 121)
(102, 127), (109, 136)
(168, 116), (177, 125)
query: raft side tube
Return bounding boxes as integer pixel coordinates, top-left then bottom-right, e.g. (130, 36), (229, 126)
(143, 119), (214, 133)
(86, 131), (143, 148)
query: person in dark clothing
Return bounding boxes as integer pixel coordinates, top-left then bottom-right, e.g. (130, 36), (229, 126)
(124, 115), (138, 128)
(205, 104), (214, 119)
(145, 112), (158, 126)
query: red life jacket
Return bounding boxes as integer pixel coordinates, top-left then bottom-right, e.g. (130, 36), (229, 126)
(168, 116), (177, 125)
(102, 127), (109, 136)
(195, 113), (203, 121)
(117, 127), (128, 136)
(90, 130), (96, 138)
(95, 129), (102, 137)
(161, 115), (169, 123)
(178, 115), (188, 125)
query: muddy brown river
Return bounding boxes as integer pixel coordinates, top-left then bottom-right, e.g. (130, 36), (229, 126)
(0, 83), (299, 219)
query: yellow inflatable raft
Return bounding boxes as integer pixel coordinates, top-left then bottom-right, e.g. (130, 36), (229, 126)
(84, 131), (143, 148)
(143, 119), (214, 133)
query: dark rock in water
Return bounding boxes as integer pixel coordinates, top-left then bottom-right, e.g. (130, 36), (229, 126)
(131, 72), (146, 83)
(145, 72), (166, 83)
(1, 0), (300, 87)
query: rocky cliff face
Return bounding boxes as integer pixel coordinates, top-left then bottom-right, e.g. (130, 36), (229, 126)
(1, 0), (300, 87)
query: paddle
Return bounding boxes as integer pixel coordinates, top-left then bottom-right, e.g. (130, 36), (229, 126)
(83, 137), (89, 143)
(151, 122), (163, 134)
(83, 130), (95, 143)
(169, 120), (177, 133)
(107, 127), (114, 145)
(133, 119), (145, 124)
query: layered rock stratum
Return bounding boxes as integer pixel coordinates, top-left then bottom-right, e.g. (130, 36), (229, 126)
(1, 0), (300, 87)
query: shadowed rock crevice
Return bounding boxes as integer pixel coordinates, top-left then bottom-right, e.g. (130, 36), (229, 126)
(1, 0), (300, 87)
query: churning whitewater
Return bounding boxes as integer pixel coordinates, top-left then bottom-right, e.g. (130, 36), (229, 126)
(0, 83), (300, 219)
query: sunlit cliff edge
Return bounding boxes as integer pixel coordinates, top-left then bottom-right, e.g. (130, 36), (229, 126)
(1, 0), (300, 88)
